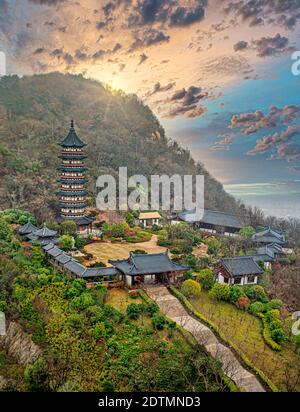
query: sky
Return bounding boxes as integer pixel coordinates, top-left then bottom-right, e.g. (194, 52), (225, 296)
(1, 0), (300, 218)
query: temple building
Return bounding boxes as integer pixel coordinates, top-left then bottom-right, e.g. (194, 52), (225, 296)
(109, 251), (189, 288)
(176, 209), (243, 236)
(252, 227), (286, 245)
(57, 120), (93, 232)
(18, 223), (58, 246)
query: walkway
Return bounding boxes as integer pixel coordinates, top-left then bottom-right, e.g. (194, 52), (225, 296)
(145, 286), (265, 392)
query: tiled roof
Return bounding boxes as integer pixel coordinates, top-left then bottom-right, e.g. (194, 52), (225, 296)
(110, 251), (189, 276)
(63, 260), (87, 276)
(18, 222), (38, 235)
(80, 266), (120, 278)
(179, 209), (243, 229)
(33, 225), (57, 238)
(252, 227), (286, 244)
(53, 253), (73, 265)
(220, 257), (264, 277)
(58, 121), (86, 148)
(46, 246), (63, 258)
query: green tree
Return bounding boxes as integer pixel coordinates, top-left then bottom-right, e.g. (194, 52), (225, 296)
(126, 303), (141, 320)
(24, 360), (49, 391)
(229, 285), (246, 303)
(59, 235), (74, 251)
(60, 220), (77, 236)
(197, 268), (215, 290)
(0, 217), (13, 243)
(181, 279), (201, 298)
(31, 243), (46, 267)
(239, 226), (255, 239)
(152, 314), (166, 330)
(209, 283), (230, 301)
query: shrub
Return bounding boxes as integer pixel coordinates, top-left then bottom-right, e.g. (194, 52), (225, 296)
(74, 236), (86, 249)
(249, 301), (265, 315)
(181, 279), (201, 298)
(91, 322), (106, 340)
(24, 360), (49, 392)
(66, 313), (85, 329)
(264, 309), (286, 344)
(130, 249), (147, 254)
(145, 302), (159, 316)
(236, 296), (250, 311)
(197, 269), (215, 290)
(229, 285), (246, 304)
(267, 299), (282, 310)
(71, 292), (94, 310)
(152, 314), (166, 330)
(209, 283), (230, 301)
(0, 299), (7, 312)
(183, 270), (193, 281)
(126, 303), (141, 319)
(270, 328), (287, 343)
(244, 285), (268, 303)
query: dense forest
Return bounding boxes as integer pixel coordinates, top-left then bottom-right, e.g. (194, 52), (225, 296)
(0, 72), (240, 220)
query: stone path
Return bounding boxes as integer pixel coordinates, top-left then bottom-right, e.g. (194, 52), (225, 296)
(145, 286), (265, 392)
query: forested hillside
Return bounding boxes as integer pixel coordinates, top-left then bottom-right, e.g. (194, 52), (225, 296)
(0, 72), (240, 222)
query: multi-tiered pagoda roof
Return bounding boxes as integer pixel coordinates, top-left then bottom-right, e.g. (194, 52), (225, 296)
(57, 121), (93, 229)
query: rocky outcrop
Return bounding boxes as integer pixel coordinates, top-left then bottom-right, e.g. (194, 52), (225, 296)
(0, 322), (42, 366)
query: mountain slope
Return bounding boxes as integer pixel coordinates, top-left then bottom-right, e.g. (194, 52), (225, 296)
(0, 72), (241, 221)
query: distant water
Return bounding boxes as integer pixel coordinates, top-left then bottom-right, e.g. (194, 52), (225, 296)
(224, 181), (300, 219)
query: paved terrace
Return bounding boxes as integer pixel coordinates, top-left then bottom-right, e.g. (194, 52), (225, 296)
(145, 286), (265, 392)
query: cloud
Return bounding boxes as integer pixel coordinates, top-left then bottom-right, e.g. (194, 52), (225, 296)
(170, 4), (207, 27)
(149, 81), (175, 95)
(34, 47), (46, 54)
(276, 144), (300, 162)
(28, 0), (67, 5)
(233, 34), (293, 57)
(233, 40), (249, 52)
(75, 49), (88, 61)
(231, 106), (300, 134)
(215, 133), (235, 145)
(164, 85), (208, 118)
(127, 0), (208, 28)
(223, 0), (300, 30)
(247, 124), (300, 155)
(138, 52), (148, 65)
(129, 28), (170, 51)
(252, 33), (291, 57)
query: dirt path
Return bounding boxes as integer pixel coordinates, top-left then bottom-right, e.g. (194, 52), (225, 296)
(145, 286), (265, 392)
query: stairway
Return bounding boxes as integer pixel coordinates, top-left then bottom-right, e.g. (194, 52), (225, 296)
(145, 285), (265, 392)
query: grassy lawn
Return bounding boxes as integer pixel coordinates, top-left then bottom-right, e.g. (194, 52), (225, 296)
(188, 290), (300, 391)
(105, 288), (143, 312)
(84, 235), (166, 264)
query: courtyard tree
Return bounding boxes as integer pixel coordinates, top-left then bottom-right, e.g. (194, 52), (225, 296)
(181, 279), (201, 298)
(59, 235), (74, 251)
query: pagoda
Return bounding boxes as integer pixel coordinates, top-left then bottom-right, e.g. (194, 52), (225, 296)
(57, 120), (93, 232)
